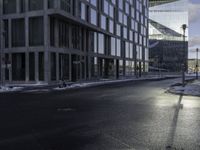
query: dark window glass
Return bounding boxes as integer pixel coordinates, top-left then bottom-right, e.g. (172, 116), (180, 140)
(20, 0), (25, 12)
(29, 17), (44, 46)
(51, 53), (56, 81)
(29, 0), (43, 11)
(12, 53), (25, 81)
(58, 21), (69, 48)
(12, 18), (25, 47)
(3, 0), (16, 14)
(48, 0), (54, 8)
(38, 52), (44, 81)
(50, 17), (55, 46)
(61, 0), (71, 13)
(5, 54), (9, 81)
(59, 54), (69, 80)
(29, 52), (35, 81)
(72, 25), (80, 49)
(3, 20), (9, 48)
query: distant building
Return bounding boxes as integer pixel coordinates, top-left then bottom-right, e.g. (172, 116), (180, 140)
(0, 0), (149, 84)
(149, 0), (188, 72)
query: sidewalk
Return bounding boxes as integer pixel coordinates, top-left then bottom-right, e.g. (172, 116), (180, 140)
(0, 75), (180, 93)
(168, 79), (200, 97)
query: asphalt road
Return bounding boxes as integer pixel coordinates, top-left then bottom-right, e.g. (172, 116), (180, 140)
(0, 78), (200, 150)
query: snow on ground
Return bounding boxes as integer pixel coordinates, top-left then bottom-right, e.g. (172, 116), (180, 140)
(0, 86), (24, 93)
(53, 76), (172, 91)
(169, 80), (200, 97)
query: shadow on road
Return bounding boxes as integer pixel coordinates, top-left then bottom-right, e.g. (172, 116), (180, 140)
(166, 94), (183, 149)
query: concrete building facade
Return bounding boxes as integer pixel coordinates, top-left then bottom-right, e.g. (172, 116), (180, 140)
(0, 0), (149, 84)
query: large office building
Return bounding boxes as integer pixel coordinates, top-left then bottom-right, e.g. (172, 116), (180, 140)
(0, 0), (149, 84)
(149, 0), (188, 72)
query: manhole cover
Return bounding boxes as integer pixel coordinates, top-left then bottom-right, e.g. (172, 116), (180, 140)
(57, 108), (76, 112)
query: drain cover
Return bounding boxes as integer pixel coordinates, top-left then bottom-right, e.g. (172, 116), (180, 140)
(57, 108), (76, 112)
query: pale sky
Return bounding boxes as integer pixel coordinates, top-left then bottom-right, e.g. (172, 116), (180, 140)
(189, 0), (200, 58)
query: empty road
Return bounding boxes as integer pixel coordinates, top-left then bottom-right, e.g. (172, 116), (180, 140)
(0, 78), (200, 150)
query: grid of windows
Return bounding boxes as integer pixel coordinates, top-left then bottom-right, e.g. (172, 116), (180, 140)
(0, 0), (149, 83)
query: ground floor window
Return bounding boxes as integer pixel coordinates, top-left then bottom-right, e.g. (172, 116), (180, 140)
(29, 52), (35, 81)
(39, 52), (44, 81)
(59, 54), (69, 80)
(51, 52), (57, 81)
(125, 61), (134, 76)
(5, 54), (9, 81)
(119, 60), (124, 76)
(12, 53), (25, 81)
(91, 57), (98, 78)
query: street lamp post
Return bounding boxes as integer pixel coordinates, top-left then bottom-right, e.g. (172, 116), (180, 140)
(196, 48), (199, 80)
(181, 24), (187, 86)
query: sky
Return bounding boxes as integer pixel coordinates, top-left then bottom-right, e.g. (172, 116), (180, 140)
(189, 0), (200, 58)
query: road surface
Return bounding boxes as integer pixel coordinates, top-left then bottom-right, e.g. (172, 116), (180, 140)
(0, 78), (200, 150)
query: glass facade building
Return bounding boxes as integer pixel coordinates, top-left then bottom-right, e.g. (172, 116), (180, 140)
(0, 0), (149, 84)
(149, 0), (188, 72)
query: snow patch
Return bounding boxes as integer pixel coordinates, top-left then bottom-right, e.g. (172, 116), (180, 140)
(169, 81), (200, 97)
(0, 86), (24, 93)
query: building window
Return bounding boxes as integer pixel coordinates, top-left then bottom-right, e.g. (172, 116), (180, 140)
(103, 0), (109, 15)
(98, 33), (105, 54)
(72, 25), (80, 49)
(118, 11), (123, 23)
(90, 8), (97, 25)
(29, 17), (44, 46)
(125, 2), (129, 14)
(129, 30), (133, 41)
(124, 14), (127, 26)
(59, 54), (70, 80)
(123, 27), (127, 39)
(3, 0), (16, 14)
(116, 39), (121, 57)
(90, 0), (97, 7)
(89, 32), (97, 53)
(50, 17), (55, 47)
(29, 52), (35, 81)
(109, 20), (114, 34)
(80, 2), (86, 20)
(125, 42), (129, 58)
(116, 24), (121, 37)
(118, 0), (123, 10)
(38, 52), (44, 81)
(12, 53), (25, 81)
(11, 18), (25, 47)
(58, 21), (69, 48)
(48, 0), (54, 8)
(130, 43), (133, 59)
(61, 0), (71, 13)
(101, 15), (106, 30)
(51, 53), (57, 81)
(111, 37), (116, 56)
(109, 5), (114, 18)
(29, 0), (43, 11)
(3, 20), (9, 48)
(20, 0), (25, 12)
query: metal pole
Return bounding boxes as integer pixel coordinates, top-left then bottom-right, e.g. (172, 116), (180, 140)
(196, 48), (199, 80)
(181, 24), (187, 86)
